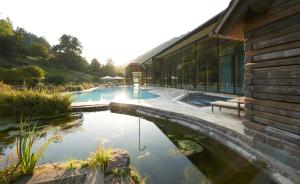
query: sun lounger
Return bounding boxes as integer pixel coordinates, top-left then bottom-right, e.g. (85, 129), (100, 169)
(210, 101), (245, 118)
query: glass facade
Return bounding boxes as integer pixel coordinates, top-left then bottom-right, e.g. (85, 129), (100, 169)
(182, 44), (196, 87)
(144, 38), (245, 95)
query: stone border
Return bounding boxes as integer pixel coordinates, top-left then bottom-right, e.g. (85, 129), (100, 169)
(110, 102), (296, 184)
(70, 104), (109, 112)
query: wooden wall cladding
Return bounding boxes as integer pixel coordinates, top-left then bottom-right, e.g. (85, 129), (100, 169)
(243, 0), (300, 135)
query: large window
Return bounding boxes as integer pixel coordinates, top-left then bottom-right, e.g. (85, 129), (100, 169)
(236, 44), (245, 95)
(182, 44), (196, 87)
(197, 38), (218, 92)
(151, 37), (244, 95)
(219, 40), (244, 94)
(169, 50), (182, 88)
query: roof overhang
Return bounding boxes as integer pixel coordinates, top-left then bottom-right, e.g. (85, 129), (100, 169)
(212, 0), (274, 41)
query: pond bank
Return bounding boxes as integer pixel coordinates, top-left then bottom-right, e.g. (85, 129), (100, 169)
(15, 148), (138, 184)
(110, 102), (297, 184)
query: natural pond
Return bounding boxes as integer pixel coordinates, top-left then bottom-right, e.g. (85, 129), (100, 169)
(0, 111), (274, 184)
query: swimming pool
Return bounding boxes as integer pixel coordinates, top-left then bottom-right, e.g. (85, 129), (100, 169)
(0, 111), (274, 184)
(72, 87), (159, 102)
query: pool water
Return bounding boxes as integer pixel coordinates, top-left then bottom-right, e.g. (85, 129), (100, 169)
(73, 87), (159, 102)
(0, 111), (274, 184)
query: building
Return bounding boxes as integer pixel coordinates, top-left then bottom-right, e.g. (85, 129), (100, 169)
(125, 35), (185, 85)
(126, 0), (300, 181)
(213, 0), (300, 181)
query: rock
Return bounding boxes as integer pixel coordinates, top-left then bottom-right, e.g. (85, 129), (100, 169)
(106, 148), (130, 174)
(15, 148), (130, 184)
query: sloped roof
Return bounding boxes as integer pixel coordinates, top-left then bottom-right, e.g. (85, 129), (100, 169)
(126, 35), (185, 67)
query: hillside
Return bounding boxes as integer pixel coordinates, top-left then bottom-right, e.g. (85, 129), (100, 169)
(0, 56), (98, 84)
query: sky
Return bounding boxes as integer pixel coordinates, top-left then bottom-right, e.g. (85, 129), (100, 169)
(0, 0), (231, 66)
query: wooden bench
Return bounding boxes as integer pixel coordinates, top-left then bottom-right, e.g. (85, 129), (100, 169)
(210, 101), (245, 118)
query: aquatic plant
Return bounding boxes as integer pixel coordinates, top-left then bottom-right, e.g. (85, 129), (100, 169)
(87, 142), (111, 170)
(65, 156), (77, 170)
(0, 155), (22, 184)
(112, 167), (147, 184)
(16, 119), (62, 174)
(177, 140), (203, 156)
(130, 167), (147, 184)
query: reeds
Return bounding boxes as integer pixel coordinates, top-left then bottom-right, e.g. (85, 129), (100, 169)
(16, 119), (61, 174)
(87, 142), (111, 170)
(0, 82), (72, 117)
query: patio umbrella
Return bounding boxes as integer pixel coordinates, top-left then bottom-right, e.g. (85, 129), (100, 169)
(113, 76), (125, 80)
(101, 76), (113, 80)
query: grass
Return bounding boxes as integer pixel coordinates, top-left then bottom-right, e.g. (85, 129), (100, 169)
(17, 119), (62, 174)
(0, 82), (72, 117)
(130, 167), (147, 184)
(0, 153), (22, 184)
(112, 167), (147, 184)
(0, 163), (22, 184)
(87, 142), (111, 170)
(65, 156), (78, 170)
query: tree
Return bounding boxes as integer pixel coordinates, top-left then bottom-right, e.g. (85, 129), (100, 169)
(53, 34), (82, 55)
(29, 42), (49, 59)
(0, 18), (14, 37)
(52, 34), (88, 71)
(102, 58), (116, 76)
(0, 18), (21, 58)
(89, 58), (102, 74)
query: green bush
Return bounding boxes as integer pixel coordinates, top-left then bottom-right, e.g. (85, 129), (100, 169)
(45, 75), (67, 85)
(65, 85), (84, 91)
(0, 83), (72, 117)
(0, 66), (45, 86)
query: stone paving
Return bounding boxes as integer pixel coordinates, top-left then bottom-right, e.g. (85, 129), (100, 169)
(71, 86), (246, 135)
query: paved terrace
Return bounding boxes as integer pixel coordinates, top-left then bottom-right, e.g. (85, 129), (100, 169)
(71, 86), (245, 136)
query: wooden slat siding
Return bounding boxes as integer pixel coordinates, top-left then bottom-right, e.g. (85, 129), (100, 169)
(253, 31), (300, 50)
(271, 0), (292, 8)
(253, 104), (300, 119)
(243, 119), (300, 146)
(248, 108), (300, 126)
(247, 39), (300, 57)
(245, 23), (300, 51)
(253, 79), (300, 86)
(252, 48), (300, 62)
(246, 41), (300, 62)
(245, 97), (300, 111)
(252, 115), (300, 134)
(251, 92), (300, 103)
(245, 13), (300, 39)
(252, 66), (300, 79)
(267, 0), (299, 15)
(242, 1), (300, 136)
(245, 57), (300, 70)
(246, 85), (300, 96)
(246, 5), (300, 36)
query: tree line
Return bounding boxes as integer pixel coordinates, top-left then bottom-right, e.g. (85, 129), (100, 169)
(0, 17), (124, 85)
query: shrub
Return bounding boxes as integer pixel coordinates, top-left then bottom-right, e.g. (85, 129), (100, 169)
(65, 84), (84, 92)
(45, 75), (66, 85)
(0, 66), (45, 86)
(0, 84), (72, 117)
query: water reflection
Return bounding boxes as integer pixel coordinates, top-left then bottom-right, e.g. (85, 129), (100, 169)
(0, 111), (274, 184)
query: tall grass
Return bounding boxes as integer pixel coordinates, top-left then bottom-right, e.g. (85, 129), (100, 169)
(87, 142), (111, 170)
(17, 119), (61, 174)
(0, 82), (72, 117)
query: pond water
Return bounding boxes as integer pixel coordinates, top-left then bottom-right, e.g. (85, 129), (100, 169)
(0, 111), (274, 184)
(73, 87), (159, 102)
